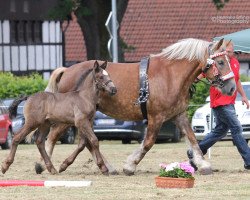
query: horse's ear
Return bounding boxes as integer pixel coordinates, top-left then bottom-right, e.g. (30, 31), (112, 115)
(215, 38), (224, 50)
(100, 61), (107, 70)
(226, 39), (232, 47)
(94, 61), (101, 72)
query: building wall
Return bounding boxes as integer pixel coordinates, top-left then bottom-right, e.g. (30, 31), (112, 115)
(0, 20), (63, 76)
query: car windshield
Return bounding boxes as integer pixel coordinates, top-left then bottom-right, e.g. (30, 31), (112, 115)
(236, 84), (250, 101)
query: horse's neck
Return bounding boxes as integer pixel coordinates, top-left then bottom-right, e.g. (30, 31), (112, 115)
(78, 72), (98, 101)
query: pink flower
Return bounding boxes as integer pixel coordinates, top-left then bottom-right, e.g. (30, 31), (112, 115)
(179, 162), (195, 175)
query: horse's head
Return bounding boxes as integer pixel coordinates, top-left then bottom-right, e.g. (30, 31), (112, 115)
(202, 38), (236, 96)
(93, 61), (117, 96)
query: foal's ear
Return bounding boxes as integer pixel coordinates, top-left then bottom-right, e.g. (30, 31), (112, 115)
(94, 60), (101, 72)
(100, 61), (107, 70)
(215, 38), (224, 50)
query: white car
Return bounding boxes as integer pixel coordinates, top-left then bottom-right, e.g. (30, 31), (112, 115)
(191, 82), (250, 142)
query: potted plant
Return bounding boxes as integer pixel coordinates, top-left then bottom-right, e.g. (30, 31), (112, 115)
(155, 162), (195, 188)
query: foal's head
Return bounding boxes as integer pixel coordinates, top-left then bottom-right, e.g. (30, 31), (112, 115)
(202, 38), (236, 96)
(93, 61), (117, 96)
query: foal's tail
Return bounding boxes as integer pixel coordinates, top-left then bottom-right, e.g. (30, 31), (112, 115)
(9, 95), (29, 119)
(45, 67), (66, 92)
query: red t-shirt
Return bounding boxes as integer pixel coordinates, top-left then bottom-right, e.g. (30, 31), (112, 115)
(210, 57), (239, 108)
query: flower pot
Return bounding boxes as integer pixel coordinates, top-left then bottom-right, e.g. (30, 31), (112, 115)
(155, 176), (194, 189)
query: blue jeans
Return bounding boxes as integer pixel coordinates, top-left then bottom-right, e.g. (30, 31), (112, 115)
(199, 104), (250, 166)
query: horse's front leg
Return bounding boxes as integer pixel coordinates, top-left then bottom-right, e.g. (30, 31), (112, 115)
(173, 111), (212, 175)
(85, 141), (118, 175)
(78, 119), (109, 175)
(59, 134), (86, 173)
(35, 123), (69, 174)
(123, 115), (163, 175)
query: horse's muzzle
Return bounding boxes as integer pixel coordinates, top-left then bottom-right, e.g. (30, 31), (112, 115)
(110, 87), (117, 96)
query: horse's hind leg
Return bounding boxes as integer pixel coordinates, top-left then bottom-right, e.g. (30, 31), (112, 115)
(1, 124), (35, 174)
(173, 112), (212, 175)
(35, 123), (69, 174)
(123, 115), (163, 175)
(35, 123), (58, 174)
(59, 134), (87, 173)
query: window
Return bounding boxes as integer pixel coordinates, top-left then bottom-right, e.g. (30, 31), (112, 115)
(10, 20), (42, 44)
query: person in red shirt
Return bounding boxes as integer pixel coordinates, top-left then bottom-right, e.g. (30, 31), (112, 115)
(188, 42), (250, 170)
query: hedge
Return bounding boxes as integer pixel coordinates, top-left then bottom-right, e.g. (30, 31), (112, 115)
(0, 72), (47, 99)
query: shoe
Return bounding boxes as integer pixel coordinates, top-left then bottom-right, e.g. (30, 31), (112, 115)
(187, 150), (198, 171)
(244, 164), (250, 170)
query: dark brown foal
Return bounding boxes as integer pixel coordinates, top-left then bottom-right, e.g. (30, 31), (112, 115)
(1, 61), (117, 175)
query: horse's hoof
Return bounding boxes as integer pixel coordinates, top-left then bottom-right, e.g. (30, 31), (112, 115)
(102, 170), (109, 176)
(109, 169), (119, 175)
(50, 168), (58, 175)
(123, 168), (135, 176)
(199, 167), (213, 175)
(59, 165), (66, 173)
(1, 166), (7, 174)
(35, 162), (45, 174)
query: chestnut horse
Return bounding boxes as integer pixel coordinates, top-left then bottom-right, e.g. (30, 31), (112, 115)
(35, 38), (235, 175)
(1, 61), (117, 175)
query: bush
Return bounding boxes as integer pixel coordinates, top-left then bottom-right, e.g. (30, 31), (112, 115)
(0, 72), (47, 99)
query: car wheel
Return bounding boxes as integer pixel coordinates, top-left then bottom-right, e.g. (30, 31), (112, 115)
(171, 128), (181, 143)
(1, 129), (13, 149)
(122, 139), (131, 144)
(60, 127), (76, 144)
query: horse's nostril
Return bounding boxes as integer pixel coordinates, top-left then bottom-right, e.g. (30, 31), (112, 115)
(230, 86), (235, 94)
(111, 87), (117, 95)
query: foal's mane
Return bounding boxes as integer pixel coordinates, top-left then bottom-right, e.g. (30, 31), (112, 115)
(152, 38), (210, 62)
(74, 68), (93, 91)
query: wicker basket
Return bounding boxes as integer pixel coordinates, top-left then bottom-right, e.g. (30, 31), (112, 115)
(155, 176), (194, 188)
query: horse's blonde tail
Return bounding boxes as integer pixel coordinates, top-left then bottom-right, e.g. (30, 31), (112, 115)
(45, 67), (67, 92)
(25, 130), (36, 144)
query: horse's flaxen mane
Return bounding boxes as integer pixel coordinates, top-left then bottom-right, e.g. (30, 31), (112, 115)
(152, 38), (210, 62)
(74, 68), (93, 91)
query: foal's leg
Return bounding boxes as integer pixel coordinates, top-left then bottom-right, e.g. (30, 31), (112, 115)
(123, 115), (163, 175)
(1, 124), (35, 174)
(59, 133), (87, 173)
(35, 123), (69, 174)
(78, 119), (109, 175)
(35, 123), (58, 174)
(85, 141), (118, 175)
(173, 112), (212, 175)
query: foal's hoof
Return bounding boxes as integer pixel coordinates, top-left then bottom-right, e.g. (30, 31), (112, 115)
(109, 169), (119, 175)
(35, 162), (45, 174)
(49, 168), (58, 175)
(1, 166), (7, 174)
(59, 164), (67, 173)
(123, 168), (135, 176)
(199, 167), (213, 175)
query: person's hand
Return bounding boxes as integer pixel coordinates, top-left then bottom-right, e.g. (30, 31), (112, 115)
(242, 96), (250, 109)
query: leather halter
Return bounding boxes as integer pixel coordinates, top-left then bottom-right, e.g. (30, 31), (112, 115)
(202, 49), (234, 88)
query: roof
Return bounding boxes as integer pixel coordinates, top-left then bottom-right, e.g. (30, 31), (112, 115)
(120, 0), (250, 62)
(64, 0), (250, 63)
(63, 15), (86, 63)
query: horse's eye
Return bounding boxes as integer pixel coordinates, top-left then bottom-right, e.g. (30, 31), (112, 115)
(218, 60), (224, 65)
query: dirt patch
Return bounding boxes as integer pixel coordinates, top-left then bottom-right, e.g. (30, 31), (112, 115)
(0, 141), (250, 200)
